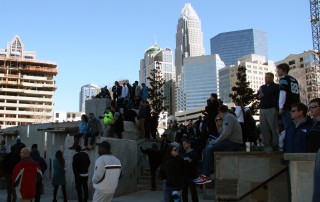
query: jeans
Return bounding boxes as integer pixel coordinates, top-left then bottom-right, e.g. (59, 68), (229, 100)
(75, 175), (88, 202)
(202, 140), (241, 176)
(163, 182), (180, 202)
(313, 149), (320, 202)
(182, 177), (198, 202)
(84, 131), (98, 147)
(281, 109), (292, 130)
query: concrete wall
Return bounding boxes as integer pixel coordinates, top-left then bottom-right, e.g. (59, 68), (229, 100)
(0, 97), (148, 199)
(0, 122), (79, 177)
(284, 153), (317, 202)
(64, 136), (138, 199)
(215, 152), (289, 202)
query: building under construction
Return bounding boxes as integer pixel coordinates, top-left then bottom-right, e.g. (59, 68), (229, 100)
(0, 35), (57, 129)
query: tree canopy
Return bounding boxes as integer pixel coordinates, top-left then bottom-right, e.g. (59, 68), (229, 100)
(147, 63), (167, 114)
(229, 66), (259, 114)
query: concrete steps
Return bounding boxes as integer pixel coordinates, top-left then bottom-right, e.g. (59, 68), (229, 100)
(137, 168), (163, 191)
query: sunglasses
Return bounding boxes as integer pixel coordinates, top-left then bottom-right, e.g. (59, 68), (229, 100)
(309, 105), (319, 109)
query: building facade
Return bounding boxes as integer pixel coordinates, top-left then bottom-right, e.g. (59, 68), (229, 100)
(175, 3), (205, 78)
(0, 35), (57, 129)
(140, 44), (176, 114)
(176, 54), (225, 111)
(53, 111), (82, 123)
(275, 50), (320, 103)
(79, 83), (100, 112)
(210, 29), (268, 66)
(224, 54), (276, 105)
(218, 65), (232, 104)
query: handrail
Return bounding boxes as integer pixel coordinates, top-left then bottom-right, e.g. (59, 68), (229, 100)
(218, 166), (288, 202)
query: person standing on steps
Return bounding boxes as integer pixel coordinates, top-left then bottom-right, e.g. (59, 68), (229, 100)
(140, 143), (162, 191)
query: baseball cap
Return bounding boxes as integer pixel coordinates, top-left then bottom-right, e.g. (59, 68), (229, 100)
(96, 141), (111, 150)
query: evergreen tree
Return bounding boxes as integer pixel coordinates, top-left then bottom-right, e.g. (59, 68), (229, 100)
(229, 66), (259, 114)
(147, 62), (167, 114)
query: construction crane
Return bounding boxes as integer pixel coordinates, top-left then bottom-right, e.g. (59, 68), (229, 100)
(310, 0), (320, 98)
(310, 0), (320, 60)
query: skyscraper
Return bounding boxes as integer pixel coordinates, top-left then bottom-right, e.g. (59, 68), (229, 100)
(175, 3), (205, 78)
(79, 83), (100, 112)
(211, 29), (268, 66)
(140, 44), (176, 114)
(176, 54), (225, 111)
(0, 35), (57, 128)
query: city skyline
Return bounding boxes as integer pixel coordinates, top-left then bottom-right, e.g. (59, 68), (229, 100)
(1, 1), (312, 112)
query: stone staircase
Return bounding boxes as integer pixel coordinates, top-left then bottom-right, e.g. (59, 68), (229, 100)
(137, 167), (215, 200)
(137, 168), (163, 191)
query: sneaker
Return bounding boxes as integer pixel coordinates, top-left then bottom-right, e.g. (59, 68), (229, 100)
(193, 175), (212, 184)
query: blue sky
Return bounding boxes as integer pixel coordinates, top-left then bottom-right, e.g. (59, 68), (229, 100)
(1, 0), (312, 112)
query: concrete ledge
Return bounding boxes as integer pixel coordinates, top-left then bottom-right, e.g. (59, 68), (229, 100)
(283, 153), (317, 202)
(215, 152), (289, 202)
(283, 153), (317, 161)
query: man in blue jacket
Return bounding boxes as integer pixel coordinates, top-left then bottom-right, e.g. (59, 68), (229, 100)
(283, 102), (313, 153)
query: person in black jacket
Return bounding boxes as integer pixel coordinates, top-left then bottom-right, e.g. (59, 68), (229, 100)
(140, 143), (162, 191)
(3, 146), (20, 202)
(160, 145), (184, 202)
(308, 98), (320, 152)
(72, 145), (91, 202)
(203, 93), (220, 137)
(181, 139), (199, 202)
(31, 148), (47, 202)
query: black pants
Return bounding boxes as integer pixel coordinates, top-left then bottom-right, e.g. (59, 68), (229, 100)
(53, 185), (67, 202)
(150, 168), (156, 189)
(5, 174), (16, 202)
(75, 175), (89, 202)
(34, 180), (42, 202)
(182, 177), (199, 202)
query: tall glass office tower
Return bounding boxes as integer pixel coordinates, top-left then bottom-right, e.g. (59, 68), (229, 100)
(176, 54), (225, 111)
(210, 29), (268, 66)
(175, 3), (205, 78)
(79, 83), (100, 112)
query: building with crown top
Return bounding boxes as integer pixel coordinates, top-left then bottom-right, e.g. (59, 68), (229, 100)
(140, 44), (175, 114)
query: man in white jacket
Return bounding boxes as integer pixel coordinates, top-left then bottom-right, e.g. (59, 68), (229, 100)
(92, 141), (121, 202)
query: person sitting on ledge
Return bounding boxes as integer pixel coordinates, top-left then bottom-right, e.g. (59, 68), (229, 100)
(83, 113), (100, 151)
(193, 105), (243, 184)
(69, 114), (88, 150)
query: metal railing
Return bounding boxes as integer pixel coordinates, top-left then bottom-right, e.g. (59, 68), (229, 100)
(218, 166), (288, 202)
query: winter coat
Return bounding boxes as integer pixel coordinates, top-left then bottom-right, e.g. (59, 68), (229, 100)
(104, 112), (114, 125)
(284, 117), (313, 153)
(92, 154), (121, 194)
(12, 157), (42, 200)
(52, 158), (66, 186)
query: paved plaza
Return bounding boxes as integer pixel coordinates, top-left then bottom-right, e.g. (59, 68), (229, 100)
(0, 178), (212, 202)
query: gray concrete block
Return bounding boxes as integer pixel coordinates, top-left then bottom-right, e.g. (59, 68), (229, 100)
(220, 156), (239, 179)
(239, 157), (270, 181)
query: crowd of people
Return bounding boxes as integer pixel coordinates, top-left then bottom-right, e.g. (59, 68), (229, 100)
(2, 62), (320, 201)
(140, 63), (320, 201)
(0, 138), (121, 202)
